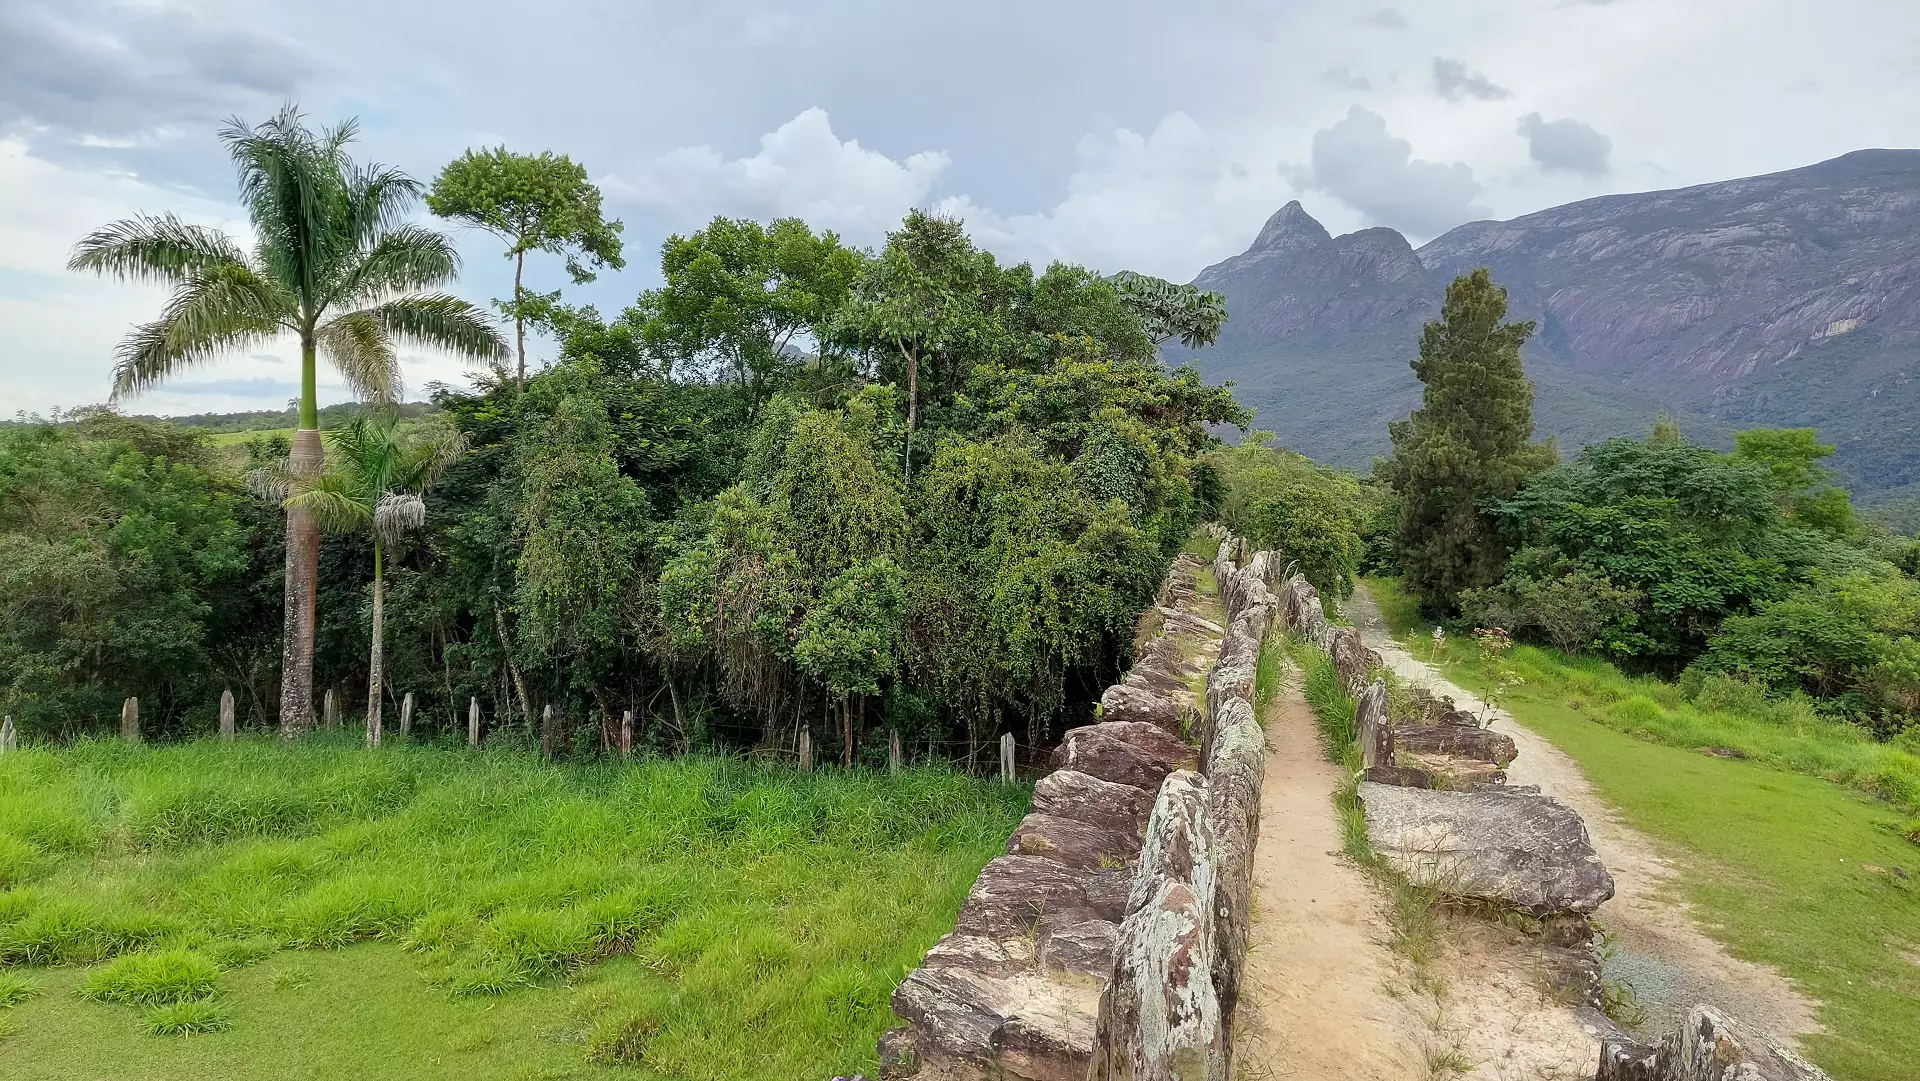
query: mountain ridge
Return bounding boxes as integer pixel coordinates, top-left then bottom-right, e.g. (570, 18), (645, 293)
(1174, 150), (1920, 500)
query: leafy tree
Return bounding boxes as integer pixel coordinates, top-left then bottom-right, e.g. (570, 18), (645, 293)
(1382, 268), (1554, 613)
(1108, 271), (1228, 349)
(428, 147), (626, 387)
(69, 105), (505, 735)
(1214, 437), (1368, 597)
(1731, 427), (1856, 534)
(631, 217), (864, 397)
(264, 415), (463, 744)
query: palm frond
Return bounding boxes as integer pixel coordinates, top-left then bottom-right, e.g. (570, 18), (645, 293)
(110, 264), (291, 399)
(394, 428), (469, 492)
(373, 492), (427, 546)
(245, 459), (298, 501)
(325, 225), (461, 310)
(342, 294), (509, 364)
(68, 214), (251, 285)
(317, 311), (402, 405)
(284, 480), (374, 536)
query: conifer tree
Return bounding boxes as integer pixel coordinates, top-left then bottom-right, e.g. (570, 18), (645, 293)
(1383, 268), (1554, 612)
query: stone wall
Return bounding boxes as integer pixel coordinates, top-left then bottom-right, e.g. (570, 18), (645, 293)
(879, 539), (1280, 1081)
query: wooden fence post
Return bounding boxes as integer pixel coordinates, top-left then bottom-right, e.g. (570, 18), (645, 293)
(121, 697), (140, 744)
(1000, 731), (1015, 783)
(0, 715), (15, 754)
(468, 696), (481, 747)
(889, 729), (902, 775)
(620, 710), (634, 759)
(540, 705), (557, 759)
(799, 727), (813, 773)
(399, 692), (414, 740)
(323, 689), (338, 728)
(219, 689), (235, 742)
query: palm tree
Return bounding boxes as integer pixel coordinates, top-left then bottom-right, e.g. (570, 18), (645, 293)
(69, 105), (507, 737)
(260, 415), (464, 746)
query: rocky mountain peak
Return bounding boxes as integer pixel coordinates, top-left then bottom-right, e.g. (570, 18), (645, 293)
(1251, 200), (1334, 253)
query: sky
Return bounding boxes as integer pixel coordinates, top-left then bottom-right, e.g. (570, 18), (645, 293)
(4, 0), (1919, 416)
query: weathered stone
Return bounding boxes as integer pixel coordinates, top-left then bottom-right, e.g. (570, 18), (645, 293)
(1355, 680), (1392, 769)
(1040, 920), (1121, 976)
(1099, 677), (1185, 734)
(1396, 751), (1508, 788)
(1358, 781), (1616, 915)
(1669, 1005), (1834, 1081)
(1031, 769), (1155, 836)
(891, 961), (1104, 1081)
(1534, 942), (1603, 1008)
(1201, 697), (1263, 1038)
(1051, 722), (1198, 792)
(953, 855), (1114, 938)
(1597, 1033), (1667, 1081)
(1360, 764), (1439, 788)
(1093, 770), (1224, 1081)
(1007, 812), (1143, 871)
(1328, 625), (1374, 689)
(1392, 722), (1518, 767)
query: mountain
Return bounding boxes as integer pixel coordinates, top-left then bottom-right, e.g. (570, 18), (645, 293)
(1175, 151), (1920, 500)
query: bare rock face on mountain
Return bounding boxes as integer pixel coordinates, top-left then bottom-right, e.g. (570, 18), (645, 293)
(1177, 151), (1920, 499)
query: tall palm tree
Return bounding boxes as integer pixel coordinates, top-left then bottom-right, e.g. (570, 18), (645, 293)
(260, 415), (464, 746)
(69, 105), (507, 737)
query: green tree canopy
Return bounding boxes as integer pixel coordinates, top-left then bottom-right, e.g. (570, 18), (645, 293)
(1382, 268), (1554, 613)
(428, 147), (626, 385)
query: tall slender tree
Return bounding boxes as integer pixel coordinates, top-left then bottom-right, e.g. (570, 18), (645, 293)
(69, 105), (506, 736)
(1382, 268), (1554, 613)
(427, 148), (625, 388)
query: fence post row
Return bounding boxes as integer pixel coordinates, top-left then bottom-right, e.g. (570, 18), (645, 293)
(323, 689), (338, 728)
(799, 727), (813, 773)
(399, 692), (414, 739)
(218, 689), (235, 742)
(999, 731), (1015, 783)
(889, 729), (902, 775)
(121, 697), (140, 744)
(468, 696), (481, 747)
(0, 715), (15, 754)
(540, 705), (556, 758)
(620, 710), (634, 759)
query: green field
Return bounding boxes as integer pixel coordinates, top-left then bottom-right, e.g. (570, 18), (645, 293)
(1362, 578), (1920, 1081)
(0, 738), (1027, 1079)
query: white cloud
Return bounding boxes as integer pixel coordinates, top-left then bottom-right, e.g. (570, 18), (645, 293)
(608, 108), (951, 247)
(1432, 57), (1513, 102)
(1297, 106), (1486, 239)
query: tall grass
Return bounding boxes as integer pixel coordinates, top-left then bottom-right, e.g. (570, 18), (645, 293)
(0, 737), (1027, 1077)
(1361, 577), (1920, 820)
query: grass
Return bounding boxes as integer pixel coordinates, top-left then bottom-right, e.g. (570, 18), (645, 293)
(1359, 576), (1920, 819)
(0, 736), (1027, 1078)
(1360, 575), (1920, 1081)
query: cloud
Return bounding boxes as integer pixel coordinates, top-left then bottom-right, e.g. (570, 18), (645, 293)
(1432, 58), (1512, 102)
(608, 108), (951, 248)
(1322, 66), (1372, 91)
(0, 2), (316, 148)
(163, 377), (298, 398)
(936, 113), (1292, 280)
(1359, 8), (1407, 27)
(1517, 112), (1613, 176)
(1297, 106), (1484, 238)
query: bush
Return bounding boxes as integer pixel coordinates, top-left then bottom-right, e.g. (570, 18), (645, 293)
(80, 949), (220, 1005)
(1214, 437), (1369, 598)
(0, 972), (38, 1009)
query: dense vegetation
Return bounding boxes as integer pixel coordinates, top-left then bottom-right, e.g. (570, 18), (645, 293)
(1370, 273), (1920, 739)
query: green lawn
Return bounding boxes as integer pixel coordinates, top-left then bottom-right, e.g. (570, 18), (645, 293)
(1360, 577), (1920, 1081)
(206, 428), (295, 448)
(0, 738), (1027, 1079)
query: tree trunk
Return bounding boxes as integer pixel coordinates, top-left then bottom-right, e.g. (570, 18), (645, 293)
(901, 342), (919, 485)
(280, 401), (323, 738)
(492, 602), (533, 723)
(514, 248), (527, 390)
(842, 698), (855, 769)
(366, 541), (385, 747)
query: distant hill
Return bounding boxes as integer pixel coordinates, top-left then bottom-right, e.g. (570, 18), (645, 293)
(1172, 150), (1920, 500)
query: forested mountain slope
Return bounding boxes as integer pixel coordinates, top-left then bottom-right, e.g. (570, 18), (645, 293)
(1175, 151), (1920, 499)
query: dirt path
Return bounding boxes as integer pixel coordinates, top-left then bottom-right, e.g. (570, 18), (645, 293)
(1345, 586), (1820, 1048)
(1234, 681), (1434, 1079)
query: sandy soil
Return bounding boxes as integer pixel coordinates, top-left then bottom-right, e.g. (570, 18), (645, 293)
(1345, 586), (1820, 1050)
(1233, 682), (1434, 1079)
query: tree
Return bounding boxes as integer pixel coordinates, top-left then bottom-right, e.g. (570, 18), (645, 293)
(266, 415), (464, 745)
(1731, 427), (1856, 534)
(69, 105), (505, 736)
(1108, 271), (1228, 349)
(428, 147), (626, 388)
(1382, 268), (1554, 613)
(631, 217), (865, 396)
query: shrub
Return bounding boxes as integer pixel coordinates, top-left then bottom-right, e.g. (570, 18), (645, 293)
(80, 949), (220, 1005)
(0, 972), (38, 1008)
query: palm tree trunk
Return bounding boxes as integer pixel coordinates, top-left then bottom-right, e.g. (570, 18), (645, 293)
(280, 334), (323, 739)
(900, 341), (919, 485)
(514, 249), (527, 390)
(366, 541), (384, 747)
(492, 602), (533, 722)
